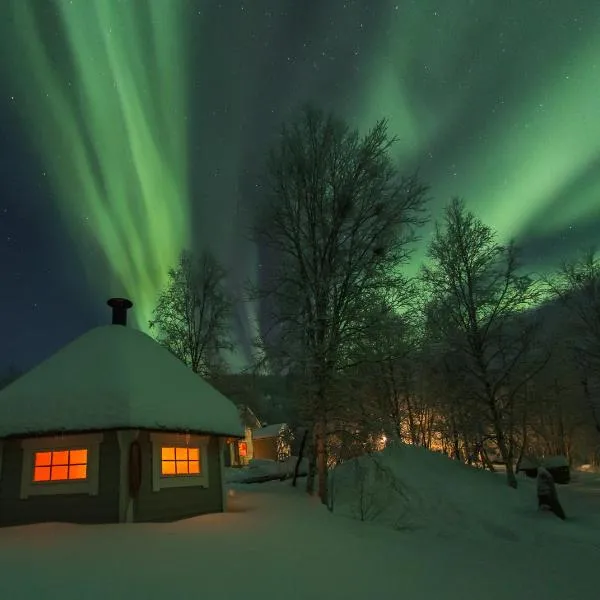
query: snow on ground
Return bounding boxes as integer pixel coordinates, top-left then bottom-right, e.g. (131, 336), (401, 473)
(0, 449), (598, 599)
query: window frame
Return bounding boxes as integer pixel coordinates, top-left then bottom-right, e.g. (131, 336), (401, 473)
(160, 446), (202, 477)
(20, 433), (103, 499)
(32, 447), (88, 483)
(150, 432), (209, 492)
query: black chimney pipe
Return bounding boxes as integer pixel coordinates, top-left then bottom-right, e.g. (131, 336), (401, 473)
(107, 297), (133, 326)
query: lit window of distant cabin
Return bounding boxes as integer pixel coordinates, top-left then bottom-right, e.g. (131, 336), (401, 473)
(238, 441), (248, 458)
(161, 446), (201, 476)
(33, 449), (88, 482)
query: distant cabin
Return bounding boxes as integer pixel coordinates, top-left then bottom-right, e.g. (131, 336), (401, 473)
(251, 423), (292, 461)
(0, 298), (243, 527)
(226, 405), (262, 467)
(227, 421), (295, 466)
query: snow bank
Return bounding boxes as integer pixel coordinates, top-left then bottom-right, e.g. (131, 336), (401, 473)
(517, 456), (539, 469)
(544, 455), (569, 468)
(225, 456), (308, 483)
(577, 463), (600, 473)
(330, 443), (600, 546)
(0, 326), (243, 438)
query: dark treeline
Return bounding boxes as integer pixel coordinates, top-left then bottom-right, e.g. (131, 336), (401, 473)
(144, 106), (600, 503)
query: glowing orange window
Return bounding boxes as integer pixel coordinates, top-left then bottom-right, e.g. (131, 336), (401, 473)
(33, 449), (88, 482)
(161, 446), (201, 476)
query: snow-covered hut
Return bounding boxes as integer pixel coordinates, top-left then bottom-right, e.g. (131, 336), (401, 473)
(0, 298), (243, 527)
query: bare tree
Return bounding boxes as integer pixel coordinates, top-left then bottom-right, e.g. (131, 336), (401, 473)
(547, 248), (600, 434)
(150, 249), (234, 378)
(421, 198), (548, 487)
(345, 304), (430, 446)
(254, 106), (428, 504)
(421, 298), (494, 466)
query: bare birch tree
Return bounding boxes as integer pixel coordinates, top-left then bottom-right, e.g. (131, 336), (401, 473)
(421, 198), (548, 487)
(255, 106), (428, 504)
(345, 304), (428, 446)
(150, 249), (234, 378)
(547, 248), (600, 435)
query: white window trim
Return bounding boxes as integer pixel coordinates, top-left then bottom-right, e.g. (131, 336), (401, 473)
(20, 433), (103, 499)
(150, 432), (210, 492)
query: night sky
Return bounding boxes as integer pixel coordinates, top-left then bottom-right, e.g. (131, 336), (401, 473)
(1, 0), (599, 373)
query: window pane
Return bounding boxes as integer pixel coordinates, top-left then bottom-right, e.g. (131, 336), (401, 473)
(161, 447), (175, 460)
(176, 461), (189, 474)
(69, 449), (87, 465)
(52, 451), (69, 466)
(34, 466), (51, 481)
(162, 460), (176, 475)
(51, 465), (69, 480)
(188, 460), (200, 474)
(69, 464), (87, 480)
(188, 448), (199, 461)
(35, 452), (52, 467)
(175, 447), (188, 460)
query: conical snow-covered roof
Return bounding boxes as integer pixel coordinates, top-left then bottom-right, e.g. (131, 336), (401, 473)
(0, 325), (243, 438)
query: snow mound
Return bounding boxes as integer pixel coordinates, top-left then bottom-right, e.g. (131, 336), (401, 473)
(331, 443), (599, 545)
(0, 325), (243, 438)
(543, 455), (569, 468)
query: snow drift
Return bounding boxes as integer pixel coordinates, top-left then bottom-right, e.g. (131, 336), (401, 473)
(330, 443), (600, 547)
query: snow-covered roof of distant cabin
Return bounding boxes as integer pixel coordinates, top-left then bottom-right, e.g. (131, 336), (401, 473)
(0, 325), (244, 438)
(252, 423), (288, 440)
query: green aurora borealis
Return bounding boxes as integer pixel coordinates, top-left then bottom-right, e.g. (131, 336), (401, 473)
(7, 0), (190, 332)
(2, 0), (600, 366)
(355, 3), (600, 247)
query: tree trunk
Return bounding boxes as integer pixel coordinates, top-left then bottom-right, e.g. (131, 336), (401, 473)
(581, 375), (600, 438)
(292, 428), (308, 487)
(315, 419), (328, 505)
(495, 433), (517, 488)
(480, 446), (495, 472)
(305, 436), (316, 495)
(451, 417), (460, 460)
(405, 394), (418, 445)
(504, 458), (517, 488)
(515, 405), (529, 473)
(488, 393), (518, 488)
(395, 420), (403, 443)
